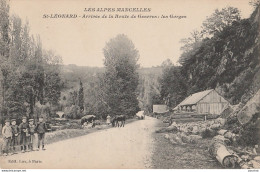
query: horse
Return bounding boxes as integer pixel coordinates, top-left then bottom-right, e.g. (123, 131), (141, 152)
(80, 115), (96, 128)
(112, 115), (126, 127)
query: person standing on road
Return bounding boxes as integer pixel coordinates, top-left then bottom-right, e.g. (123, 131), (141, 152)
(35, 116), (47, 151)
(91, 119), (96, 128)
(2, 119), (12, 156)
(106, 115), (111, 125)
(11, 119), (19, 154)
(19, 116), (29, 153)
(28, 119), (36, 151)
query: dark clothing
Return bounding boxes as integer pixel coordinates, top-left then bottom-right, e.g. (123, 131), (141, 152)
(11, 125), (19, 136)
(19, 122), (29, 146)
(28, 124), (36, 150)
(35, 122), (47, 134)
(29, 124), (36, 135)
(29, 135), (35, 150)
(35, 122), (47, 149)
(38, 133), (45, 148)
(21, 145), (27, 151)
(11, 136), (19, 148)
(11, 125), (19, 151)
(20, 133), (28, 145)
(19, 122), (29, 135)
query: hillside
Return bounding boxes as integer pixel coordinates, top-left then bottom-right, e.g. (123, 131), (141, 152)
(60, 64), (105, 89)
(60, 64), (162, 113)
(179, 6), (259, 105)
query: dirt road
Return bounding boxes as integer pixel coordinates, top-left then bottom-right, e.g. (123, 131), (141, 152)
(0, 116), (158, 169)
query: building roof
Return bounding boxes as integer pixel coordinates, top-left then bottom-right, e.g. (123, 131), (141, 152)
(175, 89), (214, 108)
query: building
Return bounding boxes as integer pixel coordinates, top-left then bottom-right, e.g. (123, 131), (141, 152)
(153, 104), (168, 113)
(173, 89), (229, 115)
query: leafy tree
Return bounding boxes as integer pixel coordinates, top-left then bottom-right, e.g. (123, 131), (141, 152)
(0, 0), (10, 122)
(180, 30), (203, 54)
(64, 105), (81, 119)
(137, 71), (162, 113)
(177, 6), (259, 105)
(249, 0), (260, 7)
(0, 0), (63, 121)
(202, 7), (241, 36)
(159, 60), (187, 108)
(103, 34), (139, 117)
(67, 90), (78, 106)
(0, 0), (9, 57)
(78, 79), (84, 111)
(43, 50), (62, 106)
(84, 74), (108, 119)
(4, 69), (26, 119)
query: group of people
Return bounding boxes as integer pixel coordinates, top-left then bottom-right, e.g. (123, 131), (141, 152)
(1, 115), (47, 156)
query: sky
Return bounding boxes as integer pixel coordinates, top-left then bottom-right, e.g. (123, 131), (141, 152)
(9, 0), (254, 67)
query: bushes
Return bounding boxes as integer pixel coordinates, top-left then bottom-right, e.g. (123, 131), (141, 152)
(63, 122), (81, 129)
(49, 118), (81, 131)
(64, 105), (83, 119)
(237, 113), (260, 146)
(201, 129), (217, 138)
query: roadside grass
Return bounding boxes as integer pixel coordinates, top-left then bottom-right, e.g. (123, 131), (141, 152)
(45, 118), (138, 144)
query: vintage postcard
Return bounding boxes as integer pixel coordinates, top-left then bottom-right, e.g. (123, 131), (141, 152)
(0, 0), (259, 170)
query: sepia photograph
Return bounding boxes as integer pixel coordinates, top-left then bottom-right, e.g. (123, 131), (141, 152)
(0, 0), (259, 170)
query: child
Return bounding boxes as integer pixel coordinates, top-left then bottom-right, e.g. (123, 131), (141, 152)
(2, 119), (12, 156)
(35, 116), (47, 151)
(28, 119), (36, 151)
(19, 116), (29, 153)
(11, 119), (19, 154)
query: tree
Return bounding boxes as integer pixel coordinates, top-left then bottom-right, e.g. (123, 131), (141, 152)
(84, 74), (108, 119)
(43, 50), (62, 106)
(0, 0), (9, 57)
(179, 30), (204, 66)
(103, 34), (139, 117)
(180, 30), (203, 53)
(177, 5), (259, 105)
(0, 0), (63, 121)
(67, 90), (78, 106)
(202, 7), (241, 36)
(159, 62), (187, 108)
(0, 0), (10, 122)
(78, 79), (84, 111)
(137, 71), (162, 113)
(249, 0), (260, 7)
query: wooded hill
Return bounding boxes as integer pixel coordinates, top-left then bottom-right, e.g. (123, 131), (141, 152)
(183, 6), (259, 105)
(60, 64), (162, 116)
(160, 5), (260, 110)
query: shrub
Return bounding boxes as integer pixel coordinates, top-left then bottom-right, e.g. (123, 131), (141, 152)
(237, 113), (260, 146)
(64, 105), (81, 119)
(201, 129), (217, 138)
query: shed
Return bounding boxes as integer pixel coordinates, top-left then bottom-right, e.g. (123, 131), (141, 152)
(153, 104), (168, 113)
(173, 89), (229, 115)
